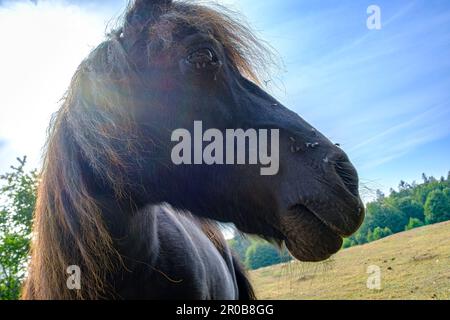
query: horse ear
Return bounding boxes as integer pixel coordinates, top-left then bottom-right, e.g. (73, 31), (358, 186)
(123, 0), (172, 42)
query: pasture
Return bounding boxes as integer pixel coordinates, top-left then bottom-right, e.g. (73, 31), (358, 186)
(251, 221), (450, 300)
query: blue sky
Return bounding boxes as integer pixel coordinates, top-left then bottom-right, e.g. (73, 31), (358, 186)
(0, 0), (449, 200)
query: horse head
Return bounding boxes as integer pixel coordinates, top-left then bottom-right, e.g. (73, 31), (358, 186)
(70, 0), (365, 262)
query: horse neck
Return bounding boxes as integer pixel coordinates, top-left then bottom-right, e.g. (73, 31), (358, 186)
(98, 195), (160, 259)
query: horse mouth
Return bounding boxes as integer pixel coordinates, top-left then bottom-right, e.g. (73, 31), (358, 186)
(280, 204), (344, 262)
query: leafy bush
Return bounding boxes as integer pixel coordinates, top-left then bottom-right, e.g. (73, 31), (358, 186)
(0, 157), (37, 300)
(245, 242), (291, 270)
(424, 190), (450, 224)
(372, 227), (392, 241)
(405, 218), (424, 231)
(342, 238), (356, 249)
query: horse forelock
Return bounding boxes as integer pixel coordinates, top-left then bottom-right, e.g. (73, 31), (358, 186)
(123, 0), (276, 84)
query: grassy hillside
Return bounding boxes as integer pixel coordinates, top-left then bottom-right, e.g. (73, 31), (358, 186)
(250, 221), (450, 300)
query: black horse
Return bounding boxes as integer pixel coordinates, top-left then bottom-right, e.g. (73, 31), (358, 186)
(23, 0), (364, 299)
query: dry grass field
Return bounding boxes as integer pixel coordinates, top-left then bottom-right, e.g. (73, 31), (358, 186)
(250, 221), (450, 300)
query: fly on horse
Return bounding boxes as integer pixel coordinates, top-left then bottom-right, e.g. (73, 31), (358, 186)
(22, 0), (364, 299)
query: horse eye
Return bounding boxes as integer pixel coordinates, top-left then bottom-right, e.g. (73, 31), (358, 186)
(186, 48), (220, 69)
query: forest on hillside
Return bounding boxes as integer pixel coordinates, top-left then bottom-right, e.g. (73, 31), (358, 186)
(345, 172), (450, 248)
(230, 171), (450, 269)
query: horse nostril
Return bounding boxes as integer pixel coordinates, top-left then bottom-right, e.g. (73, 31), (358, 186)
(333, 159), (360, 198)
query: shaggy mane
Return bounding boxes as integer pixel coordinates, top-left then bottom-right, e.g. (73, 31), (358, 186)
(22, 0), (273, 299)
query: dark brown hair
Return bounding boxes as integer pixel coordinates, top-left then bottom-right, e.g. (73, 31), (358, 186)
(22, 0), (272, 299)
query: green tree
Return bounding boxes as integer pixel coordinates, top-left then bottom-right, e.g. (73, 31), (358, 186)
(245, 242), (291, 270)
(363, 202), (408, 234)
(405, 218), (424, 231)
(375, 189), (385, 201)
(443, 188), (450, 199)
(0, 157), (37, 300)
(371, 227), (392, 241)
(429, 176), (437, 183)
(366, 229), (374, 242)
(424, 190), (450, 224)
(395, 197), (425, 221)
(342, 238), (351, 249)
(413, 180), (441, 205)
(342, 237), (357, 249)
